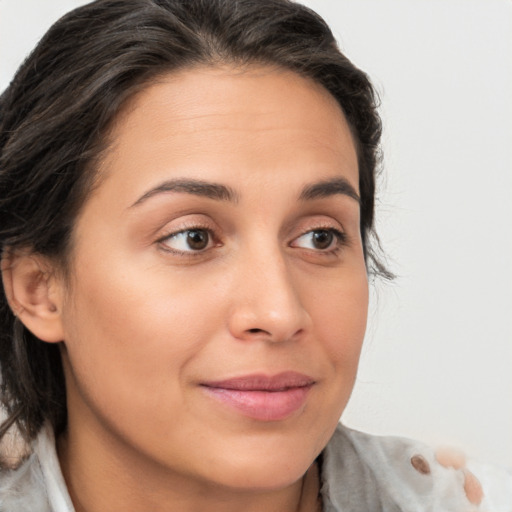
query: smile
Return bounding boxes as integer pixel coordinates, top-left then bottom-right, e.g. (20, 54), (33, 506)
(200, 372), (315, 421)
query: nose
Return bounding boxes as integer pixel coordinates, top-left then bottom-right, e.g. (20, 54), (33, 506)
(227, 248), (311, 343)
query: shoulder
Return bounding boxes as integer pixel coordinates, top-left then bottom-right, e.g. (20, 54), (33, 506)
(320, 423), (512, 512)
(0, 424), (71, 512)
(0, 452), (52, 512)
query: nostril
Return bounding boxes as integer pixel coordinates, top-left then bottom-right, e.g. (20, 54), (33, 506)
(248, 328), (265, 334)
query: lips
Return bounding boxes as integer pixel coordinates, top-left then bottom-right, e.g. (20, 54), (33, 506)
(200, 372), (315, 421)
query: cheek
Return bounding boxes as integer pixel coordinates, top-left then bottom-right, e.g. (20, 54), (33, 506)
(64, 246), (220, 343)
(59, 255), (224, 417)
(297, 268), (368, 449)
(307, 267), (368, 371)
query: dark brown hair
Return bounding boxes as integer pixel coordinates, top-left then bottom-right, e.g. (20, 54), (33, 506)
(0, 0), (389, 445)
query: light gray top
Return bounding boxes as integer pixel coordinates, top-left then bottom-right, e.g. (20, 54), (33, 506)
(1, 423), (510, 512)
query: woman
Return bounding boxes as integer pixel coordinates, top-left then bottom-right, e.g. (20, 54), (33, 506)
(0, 1), (509, 511)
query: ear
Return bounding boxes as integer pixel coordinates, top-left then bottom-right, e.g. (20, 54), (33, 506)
(1, 249), (65, 343)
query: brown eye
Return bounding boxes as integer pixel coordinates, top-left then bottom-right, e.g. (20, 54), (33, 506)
(292, 228), (342, 252)
(186, 230), (209, 250)
(312, 230), (334, 250)
(161, 228), (213, 253)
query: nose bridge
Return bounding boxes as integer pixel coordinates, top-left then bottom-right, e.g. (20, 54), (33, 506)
(228, 240), (310, 342)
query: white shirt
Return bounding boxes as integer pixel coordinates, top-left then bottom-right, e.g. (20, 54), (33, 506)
(1, 423), (510, 512)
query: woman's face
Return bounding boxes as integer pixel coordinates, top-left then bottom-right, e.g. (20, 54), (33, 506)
(58, 66), (368, 490)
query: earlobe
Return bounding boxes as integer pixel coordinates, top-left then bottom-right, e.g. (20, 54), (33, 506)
(1, 249), (65, 343)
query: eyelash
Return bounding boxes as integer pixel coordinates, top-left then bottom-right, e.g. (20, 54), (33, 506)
(157, 224), (218, 256)
(156, 225), (348, 257)
(292, 226), (348, 255)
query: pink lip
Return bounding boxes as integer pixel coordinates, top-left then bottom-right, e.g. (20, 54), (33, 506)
(200, 372), (315, 421)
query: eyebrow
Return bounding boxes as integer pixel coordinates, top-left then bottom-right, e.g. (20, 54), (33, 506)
(299, 177), (360, 204)
(130, 178), (238, 207)
(130, 175), (360, 208)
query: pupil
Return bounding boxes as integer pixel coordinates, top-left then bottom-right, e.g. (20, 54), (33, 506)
(313, 230), (333, 249)
(187, 230), (208, 250)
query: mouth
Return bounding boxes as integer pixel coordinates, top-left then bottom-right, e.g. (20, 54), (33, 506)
(200, 372), (315, 421)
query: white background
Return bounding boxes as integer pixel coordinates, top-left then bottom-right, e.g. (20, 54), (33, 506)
(1, 0), (511, 467)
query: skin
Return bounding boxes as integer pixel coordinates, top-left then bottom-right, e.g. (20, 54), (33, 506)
(0, 64), (483, 511)
(51, 66), (368, 512)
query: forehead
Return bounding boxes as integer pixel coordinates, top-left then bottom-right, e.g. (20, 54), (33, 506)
(97, 65), (359, 202)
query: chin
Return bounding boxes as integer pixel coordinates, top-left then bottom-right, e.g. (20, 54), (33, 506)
(189, 428), (324, 492)
(210, 454), (312, 492)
